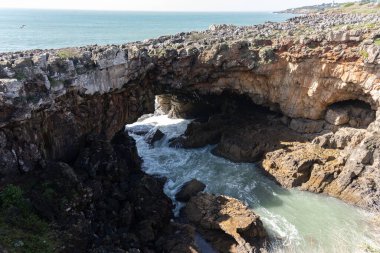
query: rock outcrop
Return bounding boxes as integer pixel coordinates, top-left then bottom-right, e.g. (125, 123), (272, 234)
(0, 131), (174, 252)
(184, 193), (267, 253)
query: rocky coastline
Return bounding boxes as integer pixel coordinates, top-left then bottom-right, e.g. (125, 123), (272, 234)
(0, 8), (380, 252)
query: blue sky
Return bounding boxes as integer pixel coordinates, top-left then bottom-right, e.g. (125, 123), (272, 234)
(0, 0), (351, 12)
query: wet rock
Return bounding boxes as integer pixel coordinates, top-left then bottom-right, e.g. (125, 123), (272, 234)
(169, 118), (223, 148)
(175, 179), (206, 202)
(144, 127), (164, 145)
(184, 193), (267, 253)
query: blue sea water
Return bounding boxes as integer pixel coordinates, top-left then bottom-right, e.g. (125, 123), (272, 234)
(0, 9), (295, 52)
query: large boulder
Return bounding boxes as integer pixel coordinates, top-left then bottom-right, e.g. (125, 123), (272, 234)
(175, 179), (206, 202)
(325, 108), (350, 126)
(184, 193), (267, 253)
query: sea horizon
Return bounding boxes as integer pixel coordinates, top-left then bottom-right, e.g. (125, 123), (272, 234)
(0, 8), (280, 13)
(0, 9), (295, 53)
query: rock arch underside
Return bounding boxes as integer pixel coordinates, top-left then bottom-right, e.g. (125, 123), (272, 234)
(0, 12), (380, 252)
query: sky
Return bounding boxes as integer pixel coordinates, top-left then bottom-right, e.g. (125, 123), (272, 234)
(0, 0), (351, 12)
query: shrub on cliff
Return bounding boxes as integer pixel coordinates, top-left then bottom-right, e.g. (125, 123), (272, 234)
(0, 184), (58, 253)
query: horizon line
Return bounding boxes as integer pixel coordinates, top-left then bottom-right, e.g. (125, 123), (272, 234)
(0, 7), (283, 13)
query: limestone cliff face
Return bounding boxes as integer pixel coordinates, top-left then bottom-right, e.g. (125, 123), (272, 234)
(0, 13), (380, 209)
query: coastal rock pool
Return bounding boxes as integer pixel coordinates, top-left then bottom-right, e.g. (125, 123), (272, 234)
(127, 115), (380, 253)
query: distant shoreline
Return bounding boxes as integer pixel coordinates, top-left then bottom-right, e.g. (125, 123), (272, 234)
(0, 8), (281, 13)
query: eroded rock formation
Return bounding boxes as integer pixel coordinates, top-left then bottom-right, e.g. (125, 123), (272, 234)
(0, 10), (380, 252)
(0, 13), (379, 180)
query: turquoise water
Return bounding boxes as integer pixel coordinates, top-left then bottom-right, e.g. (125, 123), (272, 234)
(0, 9), (295, 52)
(127, 115), (380, 253)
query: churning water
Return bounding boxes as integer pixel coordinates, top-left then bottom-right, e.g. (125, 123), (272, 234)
(126, 115), (380, 253)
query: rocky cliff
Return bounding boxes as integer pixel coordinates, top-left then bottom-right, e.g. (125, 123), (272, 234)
(1, 13), (379, 178)
(0, 10), (380, 251)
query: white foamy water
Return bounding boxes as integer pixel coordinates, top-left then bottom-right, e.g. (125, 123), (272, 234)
(126, 115), (380, 253)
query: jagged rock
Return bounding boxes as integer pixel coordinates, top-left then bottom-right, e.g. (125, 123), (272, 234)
(156, 222), (200, 253)
(261, 129), (380, 211)
(325, 134), (380, 211)
(175, 179), (206, 202)
(262, 142), (341, 188)
(312, 127), (366, 149)
(34, 132), (172, 252)
(184, 193), (267, 253)
(289, 118), (325, 133)
(366, 44), (380, 64)
(144, 128), (165, 145)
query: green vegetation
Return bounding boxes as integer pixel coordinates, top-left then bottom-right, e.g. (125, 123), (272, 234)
(360, 50), (369, 59)
(14, 70), (26, 81)
(365, 23), (378, 29)
(189, 32), (208, 41)
(329, 2), (380, 14)
(0, 185), (58, 253)
(0, 185), (24, 209)
(57, 48), (80, 59)
(47, 76), (63, 88)
(374, 38), (380, 46)
(343, 2), (355, 7)
(364, 244), (380, 253)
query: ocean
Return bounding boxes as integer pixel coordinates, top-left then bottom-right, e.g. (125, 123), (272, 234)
(0, 9), (295, 52)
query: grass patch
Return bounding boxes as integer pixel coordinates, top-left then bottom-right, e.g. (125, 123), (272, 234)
(0, 185), (58, 253)
(364, 244), (380, 253)
(360, 50), (369, 59)
(374, 38), (380, 46)
(57, 48), (80, 59)
(188, 32), (208, 41)
(14, 70), (26, 81)
(343, 2), (355, 8)
(329, 2), (380, 14)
